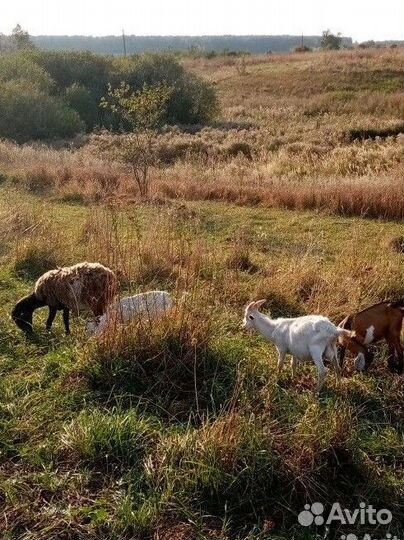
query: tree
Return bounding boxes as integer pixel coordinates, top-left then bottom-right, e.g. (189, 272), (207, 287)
(320, 30), (342, 50)
(100, 83), (173, 197)
(11, 24), (35, 50)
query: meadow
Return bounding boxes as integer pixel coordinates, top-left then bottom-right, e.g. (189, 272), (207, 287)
(0, 47), (403, 539)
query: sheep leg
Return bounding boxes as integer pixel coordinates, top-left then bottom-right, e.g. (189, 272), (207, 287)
(63, 308), (70, 335)
(46, 307), (58, 331)
(309, 345), (329, 394)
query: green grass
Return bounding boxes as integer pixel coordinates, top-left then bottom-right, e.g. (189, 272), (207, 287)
(0, 188), (404, 539)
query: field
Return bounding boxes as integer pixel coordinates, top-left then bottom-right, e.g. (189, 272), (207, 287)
(0, 48), (403, 539)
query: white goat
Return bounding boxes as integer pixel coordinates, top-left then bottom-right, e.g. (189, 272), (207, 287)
(242, 300), (354, 393)
(87, 291), (173, 336)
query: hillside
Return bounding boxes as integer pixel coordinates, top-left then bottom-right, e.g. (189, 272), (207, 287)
(0, 48), (403, 540)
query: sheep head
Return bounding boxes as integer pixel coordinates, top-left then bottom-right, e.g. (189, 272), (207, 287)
(11, 293), (46, 333)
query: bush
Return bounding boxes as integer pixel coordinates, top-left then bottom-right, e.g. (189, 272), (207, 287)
(0, 53), (54, 92)
(26, 49), (112, 101)
(117, 54), (218, 125)
(0, 81), (84, 142)
(0, 51), (216, 143)
(64, 83), (100, 129)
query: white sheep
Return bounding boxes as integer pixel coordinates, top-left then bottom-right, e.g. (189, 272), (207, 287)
(87, 290), (173, 336)
(242, 300), (354, 393)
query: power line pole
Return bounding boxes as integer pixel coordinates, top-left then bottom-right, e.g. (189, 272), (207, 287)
(301, 33), (304, 48)
(122, 28), (127, 56)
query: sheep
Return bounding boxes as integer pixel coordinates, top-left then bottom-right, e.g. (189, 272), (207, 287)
(242, 300), (354, 393)
(87, 290), (173, 336)
(12, 262), (117, 335)
(338, 300), (404, 374)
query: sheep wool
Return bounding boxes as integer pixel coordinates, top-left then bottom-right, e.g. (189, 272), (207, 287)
(34, 262), (117, 315)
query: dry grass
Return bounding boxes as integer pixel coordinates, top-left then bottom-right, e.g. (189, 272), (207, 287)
(0, 48), (402, 219)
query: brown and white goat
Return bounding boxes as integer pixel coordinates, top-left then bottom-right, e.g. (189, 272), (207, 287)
(338, 300), (404, 373)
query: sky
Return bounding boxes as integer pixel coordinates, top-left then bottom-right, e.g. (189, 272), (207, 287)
(1, 0), (403, 42)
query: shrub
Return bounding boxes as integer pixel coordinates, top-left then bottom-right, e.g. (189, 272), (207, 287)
(119, 54), (218, 124)
(64, 83), (100, 129)
(0, 81), (84, 143)
(26, 49), (112, 101)
(0, 53), (53, 92)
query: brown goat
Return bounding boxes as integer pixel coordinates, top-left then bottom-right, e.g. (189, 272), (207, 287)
(338, 300), (404, 373)
(12, 262), (117, 335)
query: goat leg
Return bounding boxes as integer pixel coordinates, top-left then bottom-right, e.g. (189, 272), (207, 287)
(364, 349), (374, 370)
(337, 345), (346, 369)
(388, 338), (403, 374)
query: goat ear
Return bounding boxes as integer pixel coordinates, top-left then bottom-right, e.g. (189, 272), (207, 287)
(245, 301), (257, 311)
(254, 299), (266, 309)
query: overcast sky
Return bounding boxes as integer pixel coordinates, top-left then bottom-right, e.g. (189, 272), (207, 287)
(1, 0), (403, 41)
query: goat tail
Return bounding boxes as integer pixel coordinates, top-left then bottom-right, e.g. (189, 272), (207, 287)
(335, 327), (356, 344)
(389, 299), (404, 311)
(336, 328), (356, 338)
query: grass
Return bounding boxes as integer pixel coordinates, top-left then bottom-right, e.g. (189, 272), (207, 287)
(0, 47), (403, 539)
(0, 185), (403, 539)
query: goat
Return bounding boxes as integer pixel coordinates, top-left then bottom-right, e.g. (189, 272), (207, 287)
(243, 300), (353, 393)
(87, 290), (173, 336)
(338, 300), (404, 373)
(12, 262), (117, 335)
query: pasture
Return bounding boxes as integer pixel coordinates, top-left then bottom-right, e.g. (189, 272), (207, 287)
(0, 47), (403, 539)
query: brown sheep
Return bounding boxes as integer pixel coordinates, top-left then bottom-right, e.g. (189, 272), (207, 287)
(12, 262), (117, 335)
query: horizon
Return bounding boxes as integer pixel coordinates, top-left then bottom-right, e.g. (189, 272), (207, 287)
(1, 0), (403, 42)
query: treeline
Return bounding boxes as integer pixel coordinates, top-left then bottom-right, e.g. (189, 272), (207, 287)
(0, 50), (217, 143)
(30, 34), (353, 55)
